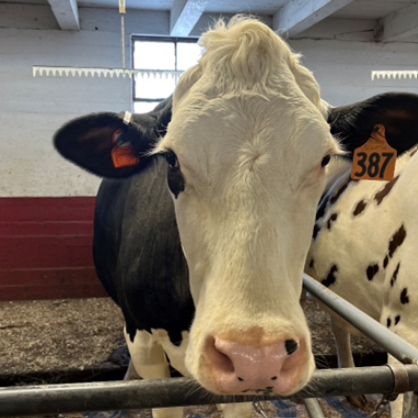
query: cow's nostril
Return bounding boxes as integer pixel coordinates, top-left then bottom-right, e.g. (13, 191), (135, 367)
(209, 338), (235, 374)
(271, 376), (277, 380)
(237, 376), (244, 381)
(284, 339), (298, 355)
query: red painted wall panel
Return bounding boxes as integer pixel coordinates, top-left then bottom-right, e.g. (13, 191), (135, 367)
(0, 197), (96, 222)
(0, 236), (94, 269)
(0, 221), (93, 236)
(0, 197), (107, 301)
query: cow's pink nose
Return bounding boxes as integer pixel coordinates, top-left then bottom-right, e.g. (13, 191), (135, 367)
(206, 337), (305, 394)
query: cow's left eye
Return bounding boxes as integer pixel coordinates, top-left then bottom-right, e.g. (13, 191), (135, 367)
(321, 155), (331, 167)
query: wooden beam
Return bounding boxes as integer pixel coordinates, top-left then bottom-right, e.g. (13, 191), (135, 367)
(273, 0), (355, 37)
(47, 0), (79, 30)
(170, 0), (211, 37)
(382, 4), (418, 42)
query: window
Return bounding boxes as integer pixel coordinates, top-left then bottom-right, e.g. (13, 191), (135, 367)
(132, 37), (201, 114)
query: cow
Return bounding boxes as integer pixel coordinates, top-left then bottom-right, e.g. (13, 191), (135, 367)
(305, 92), (418, 417)
(54, 17), (418, 418)
(54, 16), (340, 418)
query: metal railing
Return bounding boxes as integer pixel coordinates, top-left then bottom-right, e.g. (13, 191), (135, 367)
(1, 366), (418, 417)
(303, 274), (418, 364)
(1, 274), (417, 417)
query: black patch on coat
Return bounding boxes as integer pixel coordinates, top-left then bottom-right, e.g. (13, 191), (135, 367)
(321, 265), (338, 287)
(93, 157), (194, 347)
(366, 264), (379, 281)
(353, 199), (367, 217)
(400, 288), (409, 304)
(387, 317), (391, 328)
(330, 182), (349, 205)
(383, 224), (406, 269)
(309, 258), (314, 269)
(374, 176), (399, 205)
(327, 213), (338, 230)
(389, 225), (407, 258)
(390, 263), (400, 287)
(395, 315), (401, 325)
(313, 223), (321, 240)
(316, 194), (330, 221)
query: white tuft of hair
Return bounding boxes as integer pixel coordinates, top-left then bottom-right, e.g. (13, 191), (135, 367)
(192, 16), (320, 108)
(198, 16), (287, 88)
(171, 15), (324, 124)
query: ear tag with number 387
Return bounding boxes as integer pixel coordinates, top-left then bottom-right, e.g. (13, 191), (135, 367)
(351, 124), (397, 181)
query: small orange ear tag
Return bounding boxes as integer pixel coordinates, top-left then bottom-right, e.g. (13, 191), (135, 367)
(110, 129), (140, 169)
(351, 124), (397, 181)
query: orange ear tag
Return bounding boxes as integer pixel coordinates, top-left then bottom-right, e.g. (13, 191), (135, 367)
(111, 129), (140, 168)
(351, 124), (397, 181)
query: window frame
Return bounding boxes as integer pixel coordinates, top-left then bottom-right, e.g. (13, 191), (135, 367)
(131, 35), (199, 111)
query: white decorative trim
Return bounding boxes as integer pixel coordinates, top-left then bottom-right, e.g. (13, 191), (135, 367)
(371, 70), (418, 80)
(32, 66), (184, 79)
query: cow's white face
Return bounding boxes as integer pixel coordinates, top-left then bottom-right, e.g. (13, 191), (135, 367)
(156, 18), (340, 396)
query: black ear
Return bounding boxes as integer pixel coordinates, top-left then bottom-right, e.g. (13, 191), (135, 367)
(328, 92), (418, 159)
(54, 96), (173, 178)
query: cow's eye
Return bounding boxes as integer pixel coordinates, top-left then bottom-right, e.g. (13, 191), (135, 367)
(321, 155), (331, 167)
(165, 150), (179, 169)
(164, 150), (184, 198)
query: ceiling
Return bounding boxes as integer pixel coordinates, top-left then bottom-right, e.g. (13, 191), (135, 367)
(3, 0), (418, 42)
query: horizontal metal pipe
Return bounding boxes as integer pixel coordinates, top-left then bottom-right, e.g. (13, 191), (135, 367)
(303, 274), (418, 364)
(1, 366), (418, 417)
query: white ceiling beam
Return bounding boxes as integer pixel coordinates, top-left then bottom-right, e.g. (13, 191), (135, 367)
(382, 4), (418, 42)
(170, 0), (211, 37)
(47, 0), (80, 30)
(273, 0), (355, 37)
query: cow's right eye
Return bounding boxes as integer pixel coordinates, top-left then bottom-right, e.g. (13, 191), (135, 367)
(164, 150), (184, 198)
(165, 150), (179, 169)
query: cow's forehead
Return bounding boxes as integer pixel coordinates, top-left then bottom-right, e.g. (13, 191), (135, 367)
(161, 94), (336, 184)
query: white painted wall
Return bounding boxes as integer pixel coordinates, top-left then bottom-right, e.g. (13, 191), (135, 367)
(0, 6), (170, 197)
(289, 37), (418, 106)
(1, 7), (418, 197)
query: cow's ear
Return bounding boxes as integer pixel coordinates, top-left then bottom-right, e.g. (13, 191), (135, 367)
(328, 92), (418, 158)
(54, 97), (172, 178)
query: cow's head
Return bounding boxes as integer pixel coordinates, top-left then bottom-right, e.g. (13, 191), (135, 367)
(54, 17), (341, 397)
(153, 17), (340, 395)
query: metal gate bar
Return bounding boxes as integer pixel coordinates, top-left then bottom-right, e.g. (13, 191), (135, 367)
(1, 366), (418, 417)
(2, 275), (418, 417)
(303, 398), (326, 418)
(303, 274), (418, 364)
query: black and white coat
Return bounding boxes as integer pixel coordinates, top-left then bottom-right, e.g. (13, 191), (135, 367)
(306, 93), (418, 418)
(55, 43), (418, 418)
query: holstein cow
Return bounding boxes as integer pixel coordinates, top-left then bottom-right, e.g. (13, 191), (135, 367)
(306, 92), (418, 417)
(55, 17), (339, 418)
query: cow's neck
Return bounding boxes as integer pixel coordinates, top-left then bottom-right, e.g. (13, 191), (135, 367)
(324, 157), (351, 196)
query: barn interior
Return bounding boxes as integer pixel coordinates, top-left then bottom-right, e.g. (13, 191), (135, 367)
(1, 0), (418, 417)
